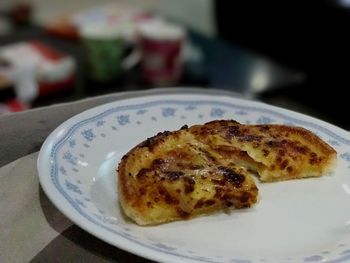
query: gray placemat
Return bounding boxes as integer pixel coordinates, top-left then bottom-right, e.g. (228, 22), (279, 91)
(0, 152), (154, 263)
(0, 88), (246, 263)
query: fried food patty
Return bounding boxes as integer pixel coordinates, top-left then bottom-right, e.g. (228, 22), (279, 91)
(118, 120), (336, 225)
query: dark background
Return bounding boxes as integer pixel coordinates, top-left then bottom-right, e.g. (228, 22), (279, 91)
(216, 0), (350, 128)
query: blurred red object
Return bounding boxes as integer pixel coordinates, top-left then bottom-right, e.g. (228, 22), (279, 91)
(6, 99), (28, 111)
(39, 74), (75, 97)
(45, 16), (79, 40)
(0, 40), (76, 100)
(29, 41), (76, 96)
(0, 99), (28, 115)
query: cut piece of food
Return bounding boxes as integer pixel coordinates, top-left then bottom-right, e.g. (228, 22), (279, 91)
(118, 120), (337, 225)
(118, 128), (259, 226)
(190, 120), (337, 182)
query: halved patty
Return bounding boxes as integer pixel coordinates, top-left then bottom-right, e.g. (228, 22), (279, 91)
(118, 120), (336, 225)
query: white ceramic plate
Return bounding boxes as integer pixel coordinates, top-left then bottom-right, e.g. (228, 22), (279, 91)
(38, 93), (350, 263)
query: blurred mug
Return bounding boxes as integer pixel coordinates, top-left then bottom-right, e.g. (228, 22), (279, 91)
(80, 24), (124, 83)
(137, 20), (185, 86)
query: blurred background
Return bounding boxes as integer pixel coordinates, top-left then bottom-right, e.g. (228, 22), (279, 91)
(0, 0), (348, 129)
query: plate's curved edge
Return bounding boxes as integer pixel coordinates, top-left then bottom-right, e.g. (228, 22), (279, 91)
(36, 94), (251, 263)
(39, 92), (350, 150)
(37, 93), (350, 263)
(37, 139), (183, 263)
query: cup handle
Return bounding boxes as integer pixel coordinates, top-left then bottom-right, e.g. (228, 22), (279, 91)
(121, 48), (141, 71)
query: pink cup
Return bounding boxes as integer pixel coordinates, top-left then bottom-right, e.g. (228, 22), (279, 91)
(137, 20), (185, 86)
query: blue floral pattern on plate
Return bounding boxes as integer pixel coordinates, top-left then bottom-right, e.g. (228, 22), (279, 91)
(38, 94), (350, 263)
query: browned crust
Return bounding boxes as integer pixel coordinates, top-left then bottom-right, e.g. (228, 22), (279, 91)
(118, 127), (259, 225)
(118, 120), (337, 225)
(189, 120), (337, 182)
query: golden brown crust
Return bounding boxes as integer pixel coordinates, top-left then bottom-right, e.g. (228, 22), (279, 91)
(118, 120), (337, 225)
(189, 120), (337, 182)
(118, 127), (259, 225)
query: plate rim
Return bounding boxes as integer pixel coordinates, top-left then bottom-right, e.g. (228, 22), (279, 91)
(37, 91), (350, 263)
